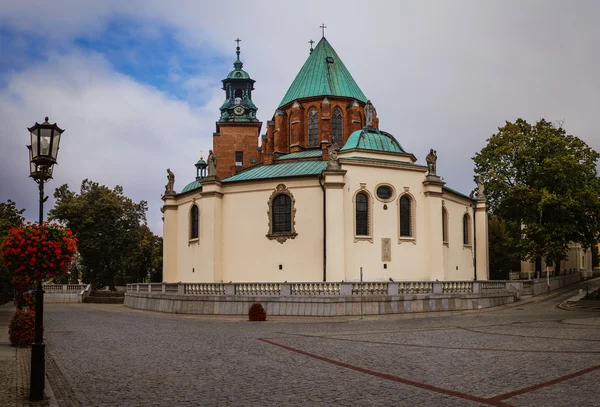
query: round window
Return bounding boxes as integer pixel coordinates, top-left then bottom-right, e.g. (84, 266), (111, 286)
(376, 185), (393, 200)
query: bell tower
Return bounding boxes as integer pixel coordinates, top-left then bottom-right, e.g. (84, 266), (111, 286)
(213, 39), (262, 179)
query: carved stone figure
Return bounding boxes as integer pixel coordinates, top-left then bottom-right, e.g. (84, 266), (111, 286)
(207, 150), (217, 177)
(477, 175), (486, 199)
(364, 100), (376, 127)
(326, 141), (340, 170)
(165, 168), (175, 195)
(426, 149), (437, 176)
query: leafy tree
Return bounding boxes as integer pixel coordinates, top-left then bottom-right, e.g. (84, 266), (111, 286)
(49, 180), (147, 290)
(488, 215), (521, 280)
(474, 119), (600, 271)
(0, 200), (25, 302)
(119, 225), (163, 284)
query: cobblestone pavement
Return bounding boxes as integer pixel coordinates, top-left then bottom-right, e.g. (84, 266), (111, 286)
(41, 283), (600, 407)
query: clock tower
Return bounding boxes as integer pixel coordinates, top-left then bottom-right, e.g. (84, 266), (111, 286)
(213, 39), (262, 179)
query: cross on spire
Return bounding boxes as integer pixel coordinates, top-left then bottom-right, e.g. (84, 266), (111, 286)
(308, 39), (314, 54)
(320, 23), (327, 38)
(234, 38), (242, 60)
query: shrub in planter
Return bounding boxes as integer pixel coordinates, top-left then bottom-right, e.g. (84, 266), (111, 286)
(248, 302), (267, 321)
(9, 309), (35, 347)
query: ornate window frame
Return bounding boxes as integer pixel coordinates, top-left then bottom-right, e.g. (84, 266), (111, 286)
(463, 210), (472, 248)
(308, 107), (319, 147)
(189, 203), (199, 243)
(397, 191), (416, 244)
(266, 184), (298, 243)
(353, 185), (373, 243)
(442, 203), (449, 246)
(375, 183), (396, 203)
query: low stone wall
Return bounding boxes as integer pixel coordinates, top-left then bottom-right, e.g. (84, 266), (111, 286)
(124, 281), (517, 317)
(524, 274), (581, 296)
(43, 284), (90, 303)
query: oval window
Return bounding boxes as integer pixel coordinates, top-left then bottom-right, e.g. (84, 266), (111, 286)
(376, 185), (393, 200)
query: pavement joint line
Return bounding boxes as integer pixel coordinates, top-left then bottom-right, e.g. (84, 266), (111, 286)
(488, 364), (600, 401)
(457, 326), (600, 342)
(258, 337), (515, 407)
(275, 330), (600, 354)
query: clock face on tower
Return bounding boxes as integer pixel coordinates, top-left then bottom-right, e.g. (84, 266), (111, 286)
(234, 106), (245, 116)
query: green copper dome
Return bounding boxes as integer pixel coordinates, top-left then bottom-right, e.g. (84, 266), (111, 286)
(341, 127), (406, 153)
(279, 37), (368, 108)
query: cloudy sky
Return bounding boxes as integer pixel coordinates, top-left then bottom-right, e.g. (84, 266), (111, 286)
(1, 0), (598, 234)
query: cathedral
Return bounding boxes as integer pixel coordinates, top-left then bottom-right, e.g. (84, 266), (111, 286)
(161, 36), (490, 283)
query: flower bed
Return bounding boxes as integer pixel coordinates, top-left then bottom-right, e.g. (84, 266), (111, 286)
(248, 302), (266, 321)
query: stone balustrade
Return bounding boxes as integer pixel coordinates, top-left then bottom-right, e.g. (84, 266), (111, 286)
(44, 284), (91, 303)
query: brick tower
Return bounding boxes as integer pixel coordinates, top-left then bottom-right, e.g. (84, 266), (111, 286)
(213, 39), (262, 179)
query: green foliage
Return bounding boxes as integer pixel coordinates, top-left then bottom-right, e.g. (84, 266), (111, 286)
(474, 119), (600, 265)
(119, 224), (163, 284)
(488, 215), (521, 280)
(49, 179), (148, 290)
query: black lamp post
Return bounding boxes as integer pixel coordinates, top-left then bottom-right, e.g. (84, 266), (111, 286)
(26, 116), (64, 401)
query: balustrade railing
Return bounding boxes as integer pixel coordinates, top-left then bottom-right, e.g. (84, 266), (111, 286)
(235, 283), (281, 296)
(442, 281), (473, 293)
(184, 283), (225, 295)
(291, 283), (340, 296)
(398, 281), (433, 294)
(481, 281), (506, 292)
(351, 282), (388, 295)
(43, 284), (87, 292)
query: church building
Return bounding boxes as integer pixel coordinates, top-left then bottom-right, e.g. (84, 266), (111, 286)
(161, 36), (490, 283)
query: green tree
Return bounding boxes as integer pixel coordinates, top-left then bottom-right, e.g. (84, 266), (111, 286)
(488, 215), (521, 280)
(474, 119), (600, 271)
(120, 225), (163, 284)
(0, 200), (26, 302)
(49, 180), (147, 290)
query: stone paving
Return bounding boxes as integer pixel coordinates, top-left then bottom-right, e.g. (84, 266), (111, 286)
(38, 281), (599, 407)
(3, 280), (600, 406)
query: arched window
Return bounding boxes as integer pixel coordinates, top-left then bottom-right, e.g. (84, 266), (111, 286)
(267, 184), (298, 243)
(332, 107), (343, 145)
(308, 108), (318, 147)
(442, 207), (448, 244)
(234, 89), (242, 99)
(272, 194), (292, 233)
(190, 205), (199, 240)
(355, 192), (369, 236)
(463, 213), (471, 245)
(399, 195), (412, 237)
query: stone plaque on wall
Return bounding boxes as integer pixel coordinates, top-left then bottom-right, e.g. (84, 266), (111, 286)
(382, 238), (391, 262)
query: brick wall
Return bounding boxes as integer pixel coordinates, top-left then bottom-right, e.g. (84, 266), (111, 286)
(213, 122), (262, 179)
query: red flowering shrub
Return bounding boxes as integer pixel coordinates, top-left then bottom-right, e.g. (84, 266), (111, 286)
(1, 223), (77, 286)
(248, 302), (266, 321)
(9, 309), (35, 347)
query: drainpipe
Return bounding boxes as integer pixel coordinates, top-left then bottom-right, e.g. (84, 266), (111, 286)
(473, 203), (477, 281)
(318, 174), (326, 282)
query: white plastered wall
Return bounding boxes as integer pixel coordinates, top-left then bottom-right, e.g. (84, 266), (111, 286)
(441, 195), (475, 280)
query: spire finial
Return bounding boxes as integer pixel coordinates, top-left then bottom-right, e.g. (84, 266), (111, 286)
(320, 23), (327, 38)
(308, 39), (314, 54)
(233, 38), (243, 69)
(200, 149), (203, 160)
(235, 38), (242, 59)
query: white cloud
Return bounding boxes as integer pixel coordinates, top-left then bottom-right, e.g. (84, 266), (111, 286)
(1, 0), (600, 234)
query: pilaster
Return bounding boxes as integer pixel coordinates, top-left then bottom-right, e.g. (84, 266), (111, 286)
(162, 195), (178, 282)
(199, 179), (223, 283)
(422, 175), (445, 280)
(475, 198), (489, 280)
(323, 170), (346, 282)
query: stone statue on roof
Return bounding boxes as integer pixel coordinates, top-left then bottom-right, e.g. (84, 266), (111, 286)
(426, 149), (437, 176)
(327, 141), (341, 170)
(207, 150), (217, 177)
(364, 100), (376, 128)
(477, 175), (486, 199)
(165, 168), (175, 195)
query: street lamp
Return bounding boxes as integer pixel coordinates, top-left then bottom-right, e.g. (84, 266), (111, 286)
(26, 116), (64, 401)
